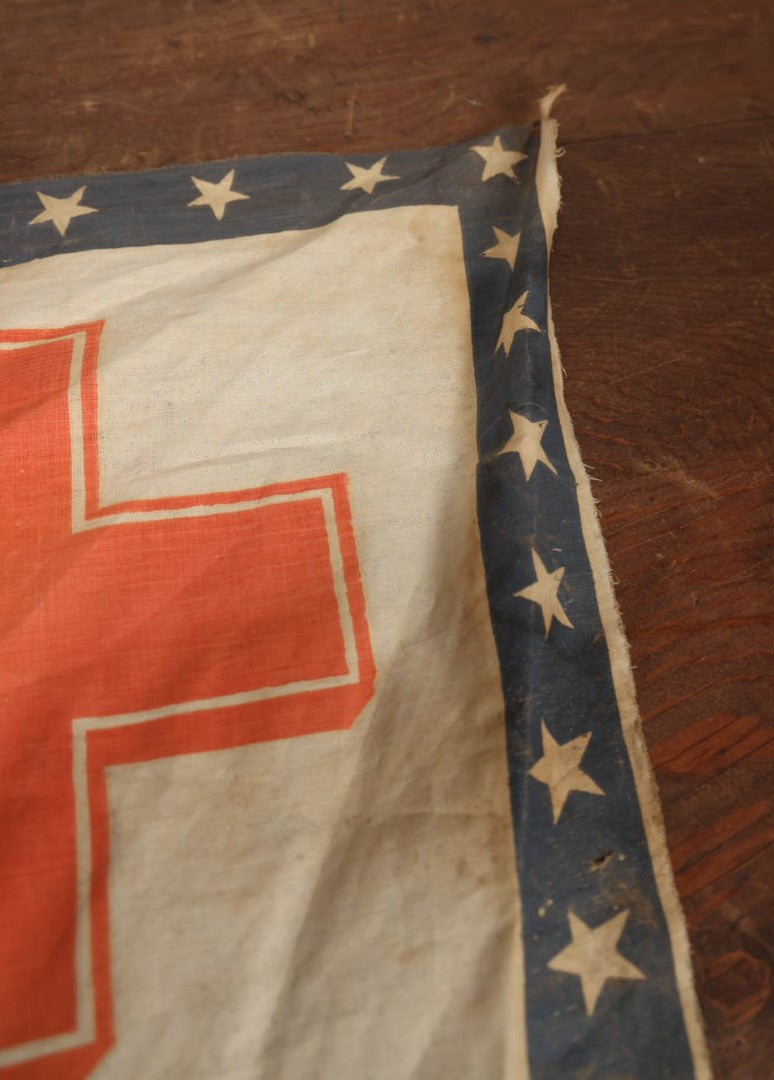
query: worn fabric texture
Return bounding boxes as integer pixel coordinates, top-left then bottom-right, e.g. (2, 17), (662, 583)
(0, 95), (709, 1079)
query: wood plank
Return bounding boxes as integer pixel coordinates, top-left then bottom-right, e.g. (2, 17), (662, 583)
(553, 118), (773, 1077)
(1, 0), (773, 180)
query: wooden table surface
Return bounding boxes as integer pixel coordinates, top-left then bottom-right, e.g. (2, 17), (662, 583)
(2, 2), (772, 1075)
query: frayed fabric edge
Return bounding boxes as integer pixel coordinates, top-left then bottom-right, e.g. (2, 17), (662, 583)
(535, 86), (713, 1079)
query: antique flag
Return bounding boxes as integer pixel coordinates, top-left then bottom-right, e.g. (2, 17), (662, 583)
(0, 91), (710, 1078)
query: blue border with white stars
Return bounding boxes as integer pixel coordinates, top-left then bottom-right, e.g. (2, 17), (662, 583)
(0, 130), (697, 1078)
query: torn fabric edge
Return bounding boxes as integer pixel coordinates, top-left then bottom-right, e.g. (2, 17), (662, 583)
(531, 87), (711, 1078)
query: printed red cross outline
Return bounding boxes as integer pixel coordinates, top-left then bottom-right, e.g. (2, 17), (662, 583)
(0, 323), (375, 1078)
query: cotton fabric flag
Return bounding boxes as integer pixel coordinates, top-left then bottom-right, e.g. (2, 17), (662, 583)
(0, 92), (709, 1079)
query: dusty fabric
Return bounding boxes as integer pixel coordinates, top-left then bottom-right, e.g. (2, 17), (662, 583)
(0, 95), (709, 1079)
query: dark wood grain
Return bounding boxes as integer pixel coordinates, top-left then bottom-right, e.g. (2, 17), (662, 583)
(552, 118), (773, 1076)
(2, 2), (772, 1075)
(2, 0), (773, 180)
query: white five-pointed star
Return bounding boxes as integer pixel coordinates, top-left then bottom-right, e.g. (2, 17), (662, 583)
(529, 721), (604, 823)
(483, 226), (521, 269)
(29, 187), (98, 236)
(548, 909), (646, 1015)
(472, 135), (528, 181)
(340, 157), (399, 195)
(496, 412), (557, 481)
(497, 291), (540, 354)
(514, 547), (573, 637)
(188, 169), (249, 220)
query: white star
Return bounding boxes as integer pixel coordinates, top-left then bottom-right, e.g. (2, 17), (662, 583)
(530, 721), (604, 823)
(483, 226), (521, 269)
(340, 157), (399, 195)
(472, 135), (527, 181)
(497, 291), (540, 354)
(188, 169), (249, 220)
(548, 909), (646, 1015)
(29, 187), (98, 237)
(496, 412), (557, 481)
(514, 547), (573, 637)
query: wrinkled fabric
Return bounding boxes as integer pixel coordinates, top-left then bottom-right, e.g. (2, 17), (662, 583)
(0, 101), (709, 1079)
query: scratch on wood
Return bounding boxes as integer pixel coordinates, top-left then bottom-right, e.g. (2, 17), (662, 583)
(345, 84), (358, 138)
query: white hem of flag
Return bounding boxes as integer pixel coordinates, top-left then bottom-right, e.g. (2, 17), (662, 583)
(536, 85), (712, 1080)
